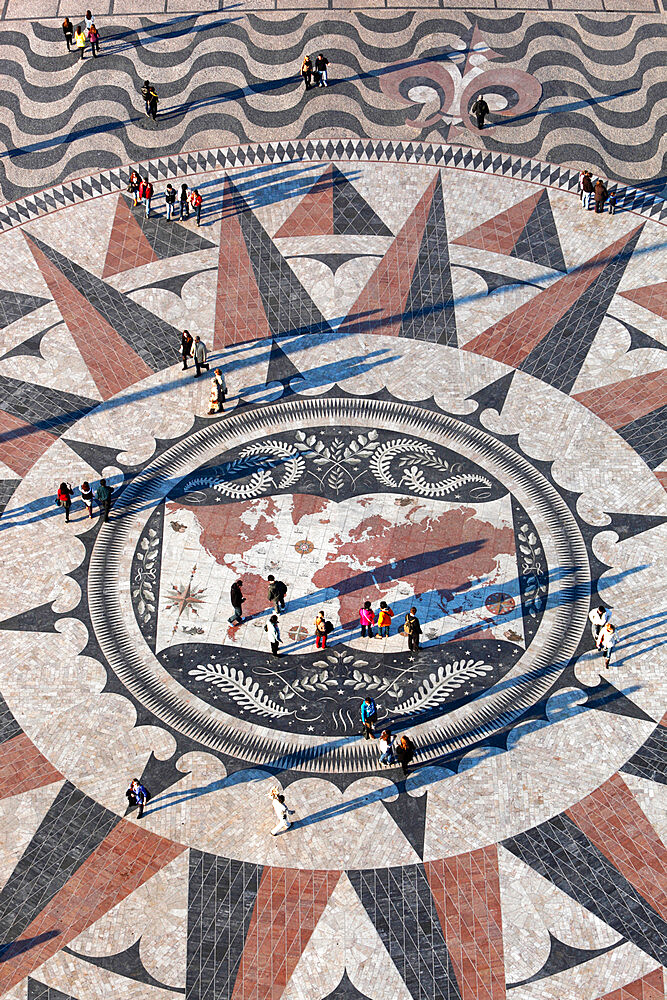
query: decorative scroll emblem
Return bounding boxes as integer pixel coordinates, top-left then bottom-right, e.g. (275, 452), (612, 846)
(378, 28), (542, 135)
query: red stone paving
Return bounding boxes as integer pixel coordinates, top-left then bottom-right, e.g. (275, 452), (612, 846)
(572, 369), (667, 429)
(24, 233), (153, 399)
(0, 732), (63, 799)
(452, 189), (542, 257)
(655, 471), (667, 492)
(566, 773), (667, 920)
(425, 846), (506, 1000)
(463, 225), (644, 368)
(0, 820), (184, 994)
(274, 166), (334, 238)
(0, 408), (58, 478)
(620, 281), (667, 320)
(344, 173), (436, 337)
(214, 176), (272, 349)
(593, 966), (665, 1000)
(101, 194), (159, 278)
(231, 867), (340, 1000)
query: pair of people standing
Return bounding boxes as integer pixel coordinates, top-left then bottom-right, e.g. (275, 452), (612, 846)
(378, 730), (415, 775)
(359, 600), (394, 638)
(128, 175), (154, 217)
(301, 53), (329, 89)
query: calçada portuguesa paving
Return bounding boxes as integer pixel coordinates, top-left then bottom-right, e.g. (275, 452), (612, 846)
(0, 4), (665, 1000)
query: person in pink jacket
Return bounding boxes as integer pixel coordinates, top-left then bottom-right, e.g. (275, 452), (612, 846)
(359, 600), (376, 638)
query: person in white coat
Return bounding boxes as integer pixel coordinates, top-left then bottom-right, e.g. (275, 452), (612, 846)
(266, 614), (281, 657)
(598, 623), (616, 668)
(589, 606), (612, 648)
(270, 787), (291, 835)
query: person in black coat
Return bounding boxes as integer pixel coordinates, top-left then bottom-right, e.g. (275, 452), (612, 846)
(404, 607), (422, 652)
(395, 735), (415, 776)
(471, 94), (490, 129)
(229, 579), (246, 625)
(181, 329), (193, 370)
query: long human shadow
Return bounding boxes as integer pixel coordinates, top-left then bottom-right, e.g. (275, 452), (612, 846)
(483, 87), (639, 130)
(101, 11), (243, 54)
(0, 929), (60, 962)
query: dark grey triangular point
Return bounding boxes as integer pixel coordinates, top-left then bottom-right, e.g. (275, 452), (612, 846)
(323, 971), (372, 1000)
(0, 601), (63, 633)
(265, 339), (305, 394)
(510, 189), (567, 273)
(132, 266), (217, 298)
(506, 931), (624, 989)
(608, 314), (667, 354)
(596, 511), (667, 543)
(466, 370), (515, 418)
(0, 289), (50, 330)
(330, 165), (392, 237)
(1, 321), (62, 361)
(126, 749), (193, 816)
(62, 438), (130, 479)
(452, 263), (541, 296)
(582, 676), (655, 723)
(63, 938), (183, 993)
(0, 479), (20, 518)
(380, 779), (427, 859)
(27, 978), (80, 1000)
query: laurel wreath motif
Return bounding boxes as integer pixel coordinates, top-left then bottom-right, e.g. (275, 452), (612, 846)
(189, 662), (290, 717)
(369, 439), (493, 497)
(517, 523), (547, 617)
(392, 659), (493, 714)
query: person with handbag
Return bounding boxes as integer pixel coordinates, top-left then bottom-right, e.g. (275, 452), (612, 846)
(80, 480), (94, 518)
(126, 778), (151, 819)
(57, 482), (74, 522)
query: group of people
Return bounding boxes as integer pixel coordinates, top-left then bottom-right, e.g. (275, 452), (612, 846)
(361, 699), (415, 772)
(128, 174), (203, 224)
(358, 601), (421, 650)
(57, 478), (113, 523)
(589, 605), (616, 667)
(579, 170), (616, 214)
(300, 53), (329, 89)
(62, 11), (99, 60)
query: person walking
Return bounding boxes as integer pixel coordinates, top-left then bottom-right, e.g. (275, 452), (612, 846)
(314, 53), (329, 86)
(180, 329), (193, 369)
(57, 481), (74, 522)
(137, 176), (146, 209)
(360, 600), (375, 638)
(315, 610), (327, 648)
(361, 695), (377, 740)
(589, 605), (612, 649)
(212, 368), (227, 412)
(471, 94), (489, 130)
(301, 55), (313, 90)
(190, 188), (203, 226)
(141, 80), (152, 116)
(267, 574), (287, 613)
(594, 178), (608, 214)
(395, 734), (415, 776)
(266, 614), (281, 657)
(62, 16), (74, 49)
(378, 730), (395, 766)
(128, 169), (139, 205)
(144, 179), (154, 218)
(192, 335), (209, 377)
(83, 9), (95, 30)
(269, 787), (291, 835)
(88, 21), (99, 56)
(377, 601), (394, 637)
(404, 607), (421, 652)
(599, 623), (616, 668)
(95, 478), (113, 522)
(179, 183), (189, 219)
(80, 480), (94, 518)
(125, 778), (150, 818)
(228, 579), (245, 625)
(608, 191), (617, 215)
(74, 25), (86, 60)
(165, 183), (176, 220)
(581, 171), (594, 210)
(148, 84), (159, 120)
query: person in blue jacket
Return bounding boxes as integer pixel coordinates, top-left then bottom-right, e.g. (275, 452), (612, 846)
(360, 696), (377, 740)
(126, 778), (150, 818)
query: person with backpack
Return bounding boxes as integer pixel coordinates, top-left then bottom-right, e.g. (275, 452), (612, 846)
(267, 574), (287, 614)
(360, 696), (377, 740)
(395, 734), (415, 776)
(143, 179), (154, 218)
(377, 601), (394, 637)
(266, 614), (281, 657)
(88, 21), (100, 56)
(269, 786), (292, 835)
(95, 478), (113, 522)
(62, 17), (74, 50)
(164, 183), (176, 220)
(315, 610), (327, 648)
(404, 607), (421, 652)
(179, 183), (189, 219)
(126, 778), (150, 818)
(359, 600), (375, 638)
(74, 25), (86, 60)
(190, 188), (203, 226)
(57, 482), (74, 522)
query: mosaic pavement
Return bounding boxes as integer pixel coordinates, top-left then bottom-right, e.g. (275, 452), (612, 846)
(0, 145), (665, 1000)
(0, 10), (666, 205)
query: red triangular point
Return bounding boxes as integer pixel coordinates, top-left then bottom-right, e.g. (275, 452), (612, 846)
(102, 194), (159, 278)
(274, 166), (334, 238)
(620, 281), (667, 320)
(453, 189), (542, 257)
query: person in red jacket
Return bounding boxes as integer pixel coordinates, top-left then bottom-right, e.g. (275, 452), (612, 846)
(190, 188), (203, 226)
(144, 180), (154, 218)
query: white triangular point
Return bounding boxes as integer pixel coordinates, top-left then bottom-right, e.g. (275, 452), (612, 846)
(281, 873), (412, 1000)
(497, 844), (622, 985)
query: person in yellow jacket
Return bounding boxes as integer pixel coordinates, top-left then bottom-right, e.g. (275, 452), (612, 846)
(378, 601), (394, 638)
(74, 25), (86, 60)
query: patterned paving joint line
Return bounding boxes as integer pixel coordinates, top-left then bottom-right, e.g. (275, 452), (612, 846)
(0, 140), (665, 233)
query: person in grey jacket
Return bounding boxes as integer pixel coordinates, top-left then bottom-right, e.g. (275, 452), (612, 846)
(193, 336), (209, 378)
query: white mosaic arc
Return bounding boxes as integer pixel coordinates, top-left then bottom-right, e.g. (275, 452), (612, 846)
(89, 393), (588, 772)
(1, 139), (665, 232)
